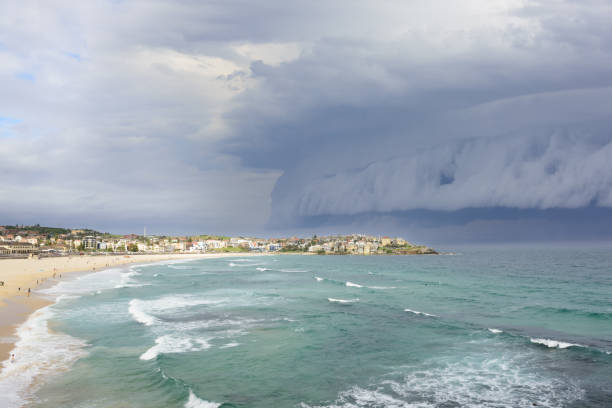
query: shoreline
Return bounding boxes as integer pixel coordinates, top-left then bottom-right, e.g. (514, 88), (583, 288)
(0, 252), (265, 364)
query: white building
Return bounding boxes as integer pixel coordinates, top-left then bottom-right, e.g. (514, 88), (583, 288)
(205, 240), (226, 249)
(190, 241), (207, 252)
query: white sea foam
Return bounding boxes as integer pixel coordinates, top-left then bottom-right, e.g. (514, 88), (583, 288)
(301, 386), (407, 408)
(315, 277), (324, 282)
(229, 261), (264, 268)
(168, 265), (191, 270)
(367, 286), (396, 290)
(144, 295), (226, 311)
(56, 294), (82, 303)
(345, 281), (395, 290)
(328, 298), (359, 304)
(40, 267), (125, 296)
(220, 342), (240, 349)
(129, 299), (158, 326)
(530, 338), (584, 349)
(404, 308), (437, 317)
(185, 389), (220, 408)
(129, 295), (229, 327)
(304, 353), (584, 407)
(140, 335), (211, 360)
(114, 268), (149, 288)
(256, 267), (271, 271)
(488, 328), (503, 334)
(0, 307), (88, 408)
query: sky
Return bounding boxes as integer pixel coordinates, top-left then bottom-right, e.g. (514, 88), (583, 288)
(1, 0), (612, 243)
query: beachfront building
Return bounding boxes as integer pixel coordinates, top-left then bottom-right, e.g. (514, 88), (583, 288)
(268, 243), (281, 251)
(0, 242), (38, 255)
(205, 239), (226, 249)
(82, 236), (97, 249)
(190, 241), (207, 252)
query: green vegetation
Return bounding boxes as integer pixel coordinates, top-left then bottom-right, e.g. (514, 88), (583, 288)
(280, 245), (305, 253)
(1, 225), (101, 238)
(208, 246), (248, 253)
(381, 244), (437, 255)
(195, 235), (230, 241)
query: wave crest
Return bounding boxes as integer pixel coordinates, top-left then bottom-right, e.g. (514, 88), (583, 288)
(530, 338), (585, 349)
(404, 308), (437, 317)
(129, 299), (157, 326)
(328, 298), (359, 304)
(185, 389), (220, 408)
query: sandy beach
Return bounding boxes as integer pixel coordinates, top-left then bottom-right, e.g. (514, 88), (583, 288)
(0, 253), (261, 363)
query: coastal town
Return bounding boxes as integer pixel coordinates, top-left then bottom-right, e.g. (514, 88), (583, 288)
(0, 225), (437, 257)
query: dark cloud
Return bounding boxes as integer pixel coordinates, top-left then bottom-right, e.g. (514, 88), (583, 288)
(219, 0), (612, 239)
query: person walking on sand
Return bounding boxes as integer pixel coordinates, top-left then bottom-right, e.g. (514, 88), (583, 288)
(10, 354), (15, 363)
(27, 288), (31, 297)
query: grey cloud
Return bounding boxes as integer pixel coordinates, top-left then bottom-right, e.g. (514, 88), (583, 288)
(2, 0), (612, 239)
(278, 129), (612, 218)
(218, 0), (612, 236)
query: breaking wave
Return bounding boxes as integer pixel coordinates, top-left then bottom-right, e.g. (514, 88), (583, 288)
(184, 389), (220, 408)
(0, 307), (88, 408)
(328, 298), (359, 304)
(404, 308), (438, 317)
(530, 338), (585, 349)
(129, 299), (158, 326)
(140, 335), (211, 360)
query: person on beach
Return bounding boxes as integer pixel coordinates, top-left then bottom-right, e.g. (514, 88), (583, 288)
(27, 288), (31, 297)
(10, 354), (15, 363)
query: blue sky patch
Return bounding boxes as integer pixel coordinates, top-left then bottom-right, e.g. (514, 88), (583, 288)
(0, 116), (22, 138)
(66, 52), (82, 61)
(16, 72), (35, 81)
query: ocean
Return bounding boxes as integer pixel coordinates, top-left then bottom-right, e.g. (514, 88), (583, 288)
(1, 248), (611, 407)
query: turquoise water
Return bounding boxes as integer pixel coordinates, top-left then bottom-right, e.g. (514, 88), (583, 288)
(9, 249), (612, 407)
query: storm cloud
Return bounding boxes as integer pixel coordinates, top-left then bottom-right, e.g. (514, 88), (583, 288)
(1, 0), (612, 240)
